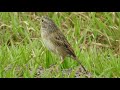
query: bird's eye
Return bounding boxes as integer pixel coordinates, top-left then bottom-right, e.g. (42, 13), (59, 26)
(41, 19), (44, 22)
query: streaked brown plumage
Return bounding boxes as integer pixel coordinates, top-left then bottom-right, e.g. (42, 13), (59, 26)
(40, 16), (87, 73)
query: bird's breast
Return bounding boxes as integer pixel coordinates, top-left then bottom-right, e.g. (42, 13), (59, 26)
(41, 31), (55, 52)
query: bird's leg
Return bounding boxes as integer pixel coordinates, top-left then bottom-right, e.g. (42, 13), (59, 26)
(60, 56), (64, 64)
(59, 56), (66, 69)
(55, 56), (64, 70)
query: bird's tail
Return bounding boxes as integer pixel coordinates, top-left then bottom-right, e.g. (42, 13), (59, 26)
(72, 56), (92, 77)
(72, 56), (88, 73)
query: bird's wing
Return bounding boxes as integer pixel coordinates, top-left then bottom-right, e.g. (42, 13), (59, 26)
(50, 30), (76, 58)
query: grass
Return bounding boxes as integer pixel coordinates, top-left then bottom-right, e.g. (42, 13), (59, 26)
(0, 12), (120, 78)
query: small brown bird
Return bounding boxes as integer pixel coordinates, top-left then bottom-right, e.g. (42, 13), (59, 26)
(40, 16), (87, 72)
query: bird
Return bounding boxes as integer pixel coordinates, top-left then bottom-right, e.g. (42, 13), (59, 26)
(40, 16), (87, 73)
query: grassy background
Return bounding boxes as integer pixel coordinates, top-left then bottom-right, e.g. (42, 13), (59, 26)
(0, 12), (120, 78)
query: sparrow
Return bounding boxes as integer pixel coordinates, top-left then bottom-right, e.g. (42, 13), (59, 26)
(40, 16), (88, 73)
